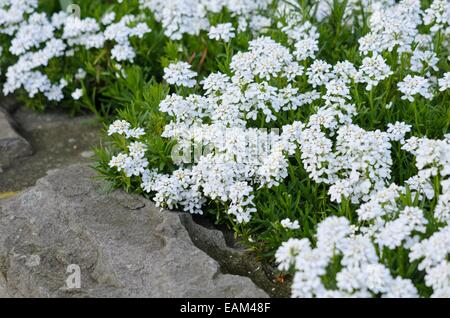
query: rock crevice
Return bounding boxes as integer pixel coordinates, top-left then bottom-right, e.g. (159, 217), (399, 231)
(180, 215), (290, 298)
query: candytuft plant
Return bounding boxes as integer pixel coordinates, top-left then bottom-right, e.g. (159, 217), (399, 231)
(1, 0), (449, 298)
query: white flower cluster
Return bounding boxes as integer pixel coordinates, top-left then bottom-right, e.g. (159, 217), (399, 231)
(439, 72), (450, 91)
(357, 0), (448, 100)
(423, 0), (450, 34)
(355, 55), (393, 91)
(108, 120), (148, 177)
(409, 225), (450, 297)
(403, 135), (450, 221)
(0, 0), (38, 35)
(108, 3), (444, 222)
(163, 62), (198, 88)
(208, 23), (235, 42)
(277, 133), (450, 297)
(0, 2), (150, 101)
(329, 125), (394, 203)
(398, 75), (433, 102)
(265, 0), (450, 298)
(158, 124), (292, 221)
(358, 0), (422, 55)
(276, 216), (420, 298)
(104, 15), (151, 62)
(230, 36), (303, 83)
(280, 218), (300, 230)
(276, 210), (449, 297)
(289, 116), (399, 205)
(139, 0), (272, 40)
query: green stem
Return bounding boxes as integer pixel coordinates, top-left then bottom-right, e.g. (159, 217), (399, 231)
(412, 100), (421, 135)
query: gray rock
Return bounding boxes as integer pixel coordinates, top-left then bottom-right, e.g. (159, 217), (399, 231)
(0, 164), (267, 298)
(0, 109), (32, 169)
(180, 215), (290, 298)
(0, 96), (21, 114)
(0, 272), (8, 297)
(0, 107), (101, 192)
(80, 151), (95, 159)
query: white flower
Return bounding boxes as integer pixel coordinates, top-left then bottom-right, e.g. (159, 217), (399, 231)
(435, 191), (450, 223)
(375, 207), (427, 249)
(249, 14), (271, 32)
(438, 72), (450, 91)
(201, 72), (230, 94)
(316, 216), (352, 251)
(363, 264), (393, 294)
(128, 141), (147, 159)
(387, 122), (412, 143)
(333, 61), (357, 83)
(258, 149), (289, 188)
(109, 153), (129, 171)
(306, 60), (333, 88)
(230, 37), (302, 82)
(357, 1), (422, 55)
(281, 218), (300, 230)
(75, 68), (87, 80)
(425, 261), (450, 297)
(111, 42), (136, 62)
(163, 62), (197, 88)
(228, 181), (256, 223)
(410, 49), (439, 73)
(123, 156), (149, 177)
(126, 127), (146, 139)
(107, 120), (131, 136)
(356, 55), (393, 91)
(140, 169), (160, 193)
(409, 225), (450, 271)
(208, 23), (235, 42)
(423, 0), (450, 33)
(71, 88), (83, 100)
(141, 0), (272, 40)
(398, 75), (433, 102)
(101, 12), (116, 25)
(275, 238), (310, 271)
(293, 38), (318, 61)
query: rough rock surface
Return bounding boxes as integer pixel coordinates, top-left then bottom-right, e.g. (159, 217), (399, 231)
(0, 109), (32, 170)
(0, 107), (101, 192)
(0, 95), (21, 113)
(0, 164), (267, 298)
(181, 215), (290, 298)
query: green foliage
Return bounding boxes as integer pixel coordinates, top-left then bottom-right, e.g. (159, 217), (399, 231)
(94, 65), (174, 191)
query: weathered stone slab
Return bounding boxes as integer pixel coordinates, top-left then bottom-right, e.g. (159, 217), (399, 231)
(0, 95), (21, 113)
(0, 164), (267, 298)
(0, 107), (101, 192)
(0, 109), (32, 169)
